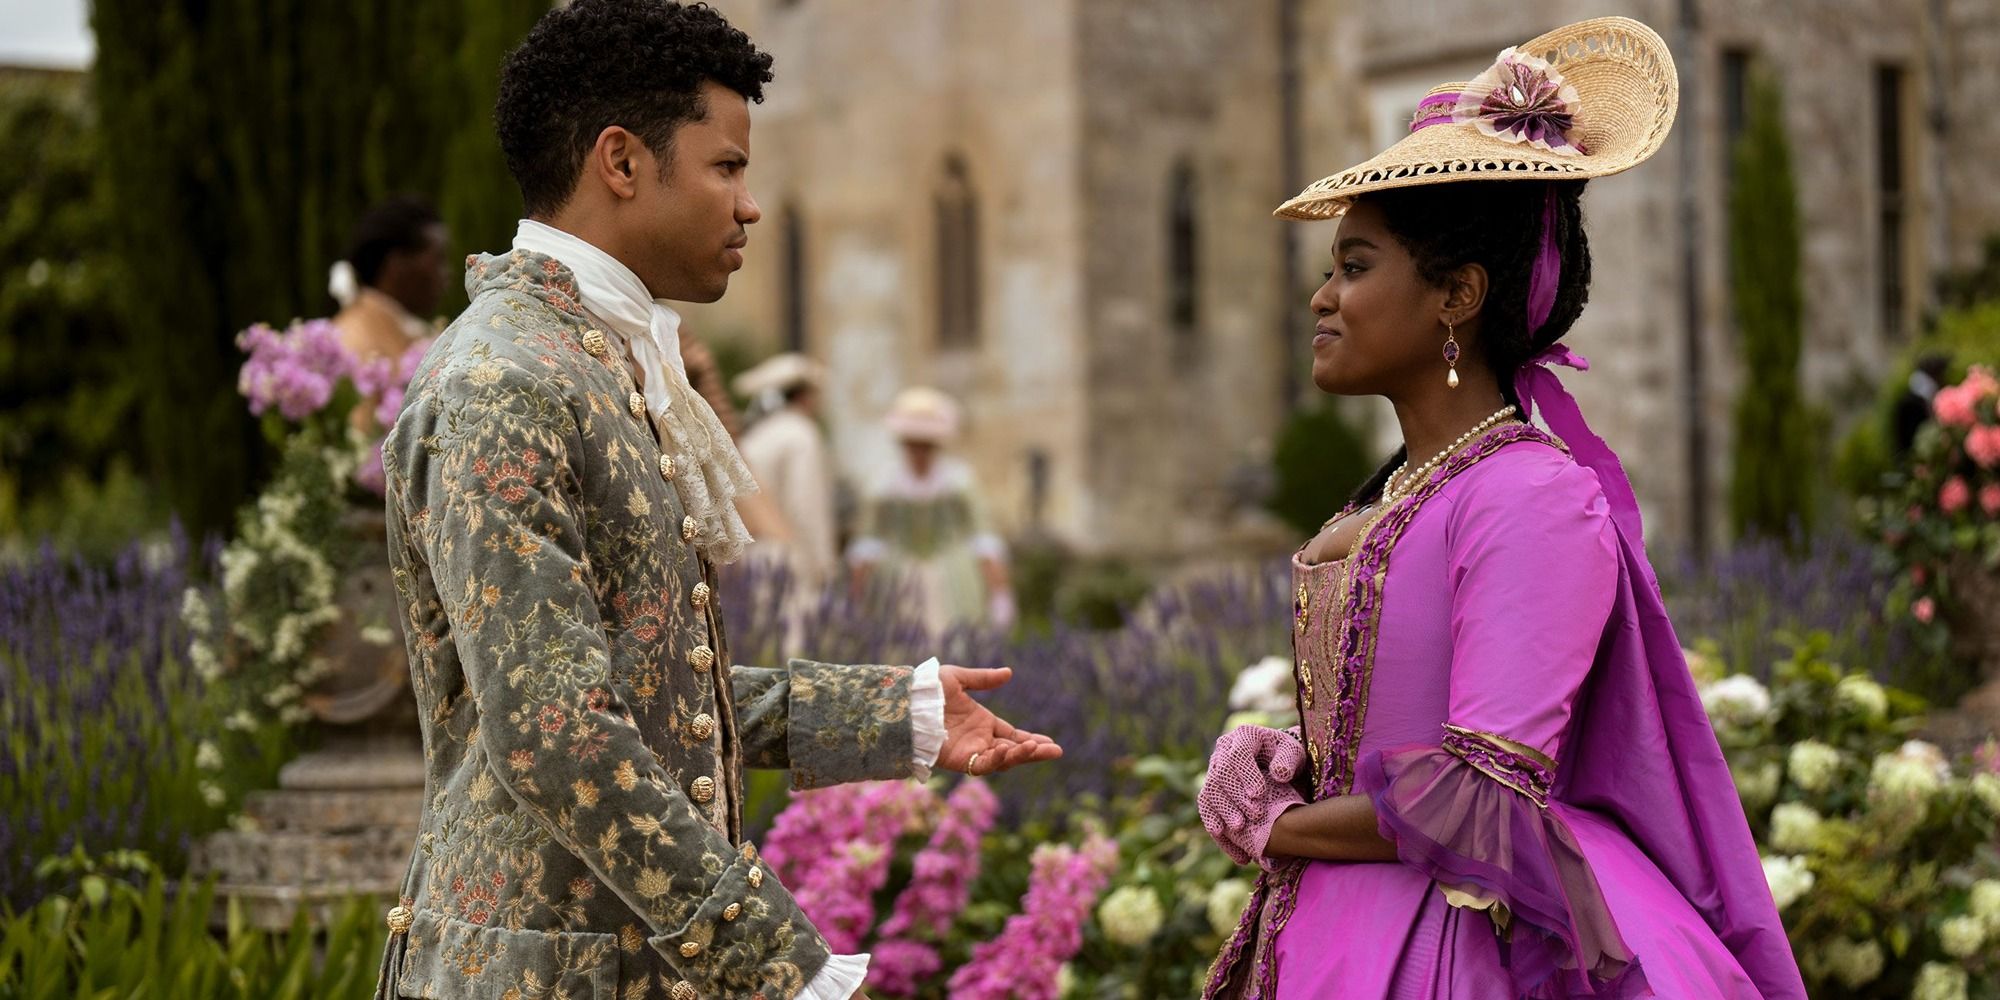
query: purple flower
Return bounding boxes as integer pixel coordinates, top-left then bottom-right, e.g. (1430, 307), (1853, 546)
(879, 778), (999, 939)
(946, 830), (1118, 1000)
(235, 319), (353, 421)
(866, 939), (942, 997)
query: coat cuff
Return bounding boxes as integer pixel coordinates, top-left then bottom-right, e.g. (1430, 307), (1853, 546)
(646, 850), (832, 997)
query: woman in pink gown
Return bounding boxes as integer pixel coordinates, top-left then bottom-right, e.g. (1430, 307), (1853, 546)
(1199, 18), (1807, 1000)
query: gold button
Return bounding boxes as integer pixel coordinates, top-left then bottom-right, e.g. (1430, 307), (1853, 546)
(690, 582), (711, 609)
(582, 329), (608, 358)
(740, 843), (757, 862)
(687, 645), (715, 671)
(659, 455), (676, 479)
(681, 515), (698, 541)
(722, 903), (742, 922)
(746, 867), (763, 888)
(671, 983), (699, 1000)
(690, 775), (716, 803)
(628, 391), (647, 418)
(679, 940), (702, 958)
(386, 905), (414, 934)
(689, 713), (715, 740)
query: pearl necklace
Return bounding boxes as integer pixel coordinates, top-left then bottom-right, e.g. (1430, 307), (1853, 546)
(1382, 405), (1519, 501)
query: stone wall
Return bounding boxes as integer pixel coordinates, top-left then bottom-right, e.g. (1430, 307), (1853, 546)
(685, 0), (2000, 558)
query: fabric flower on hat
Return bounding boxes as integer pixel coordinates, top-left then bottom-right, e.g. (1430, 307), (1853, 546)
(1453, 47), (1588, 155)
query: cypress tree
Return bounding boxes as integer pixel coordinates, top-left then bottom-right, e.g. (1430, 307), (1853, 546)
(87, 1), (544, 535)
(1727, 70), (1816, 543)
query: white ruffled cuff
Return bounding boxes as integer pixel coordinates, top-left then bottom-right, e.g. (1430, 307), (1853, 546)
(846, 537), (887, 564)
(798, 951), (869, 1000)
(968, 533), (1007, 561)
(910, 657), (945, 780)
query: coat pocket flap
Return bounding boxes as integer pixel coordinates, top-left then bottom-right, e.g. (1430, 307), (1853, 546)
(396, 909), (619, 999)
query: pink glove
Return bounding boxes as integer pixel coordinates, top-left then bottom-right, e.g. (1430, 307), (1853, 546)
(1199, 725), (1310, 869)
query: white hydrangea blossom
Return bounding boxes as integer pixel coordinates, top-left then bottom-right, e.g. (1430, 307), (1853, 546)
(1206, 878), (1253, 937)
(1097, 885), (1165, 947)
(1229, 656), (1296, 714)
(1834, 674), (1888, 720)
(1971, 772), (2000, 816)
(1767, 802), (1822, 854)
(1819, 937), (1883, 989)
(1761, 854), (1814, 911)
(1733, 761), (1782, 810)
(1969, 879), (2000, 931)
(1698, 674), (1772, 729)
(1870, 741), (1951, 803)
(1936, 914), (1986, 959)
(1911, 962), (1969, 1000)
(1786, 740), (1843, 793)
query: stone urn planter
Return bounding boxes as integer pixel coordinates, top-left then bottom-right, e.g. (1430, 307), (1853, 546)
(194, 507), (424, 928)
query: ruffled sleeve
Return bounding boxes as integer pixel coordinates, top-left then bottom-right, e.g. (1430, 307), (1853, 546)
(1355, 449), (1647, 999)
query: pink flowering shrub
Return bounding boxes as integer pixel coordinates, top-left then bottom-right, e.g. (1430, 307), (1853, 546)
(764, 778), (1113, 999)
(235, 318), (431, 496)
(1867, 365), (2000, 672)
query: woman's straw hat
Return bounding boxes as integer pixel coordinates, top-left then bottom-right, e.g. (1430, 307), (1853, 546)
(884, 387), (962, 444)
(1276, 16), (1679, 221)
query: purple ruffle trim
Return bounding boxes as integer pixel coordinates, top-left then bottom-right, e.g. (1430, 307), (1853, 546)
(1357, 744), (1649, 999)
(1442, 726), (1556, 808)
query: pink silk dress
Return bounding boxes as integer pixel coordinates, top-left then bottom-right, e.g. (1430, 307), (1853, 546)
(1204, 425), (1806, 999)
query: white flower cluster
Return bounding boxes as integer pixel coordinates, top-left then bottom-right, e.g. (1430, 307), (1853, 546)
(1761, 854), (1815, 911)
(1834, 674), (1888, 720)
(1097, 884), (1165, 947)
(1786, 739), (1843, 793)
(1697, 673), (1772, 730)
(211, 475), (348, 726)
(1766, 802), (1822, 854)
(1868, 740), (1953, 804)
(1229, 656), (1296, 715)
(1911, 962), (1969, 1000)
(1205, 878), (1252, 937)
(1813, 937), (1883, 989)
(1972, 771), (2000, 815)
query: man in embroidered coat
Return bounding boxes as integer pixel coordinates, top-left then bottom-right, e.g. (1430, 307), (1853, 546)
(374, 4), (1059, 998)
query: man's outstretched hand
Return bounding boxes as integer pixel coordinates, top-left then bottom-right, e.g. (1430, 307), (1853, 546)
(935, 665), (1063, 776)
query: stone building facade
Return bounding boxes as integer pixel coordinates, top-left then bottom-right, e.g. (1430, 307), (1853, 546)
(684, 0), (2000, 558)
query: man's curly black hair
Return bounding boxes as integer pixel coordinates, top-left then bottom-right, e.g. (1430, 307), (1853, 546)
(495, 0), (775, 217)
(1345, 179), (1594, 505)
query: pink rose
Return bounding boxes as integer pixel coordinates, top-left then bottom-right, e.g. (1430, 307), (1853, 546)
(1982, 484), (2000, 517)
(1935, 385), (1977, 428)
(1964, 365), (1998, 398)
(1968, 426), (2000, 468)
(1941, 477), (1972, 514)
(1914, 596), (1937, 623)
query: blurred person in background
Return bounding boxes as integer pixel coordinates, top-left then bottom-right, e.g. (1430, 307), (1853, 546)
(848, 387), (1015, 634)
(736, 352), (838, 596)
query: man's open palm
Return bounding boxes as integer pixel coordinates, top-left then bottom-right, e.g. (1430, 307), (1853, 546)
(935, 666), (1063, 775)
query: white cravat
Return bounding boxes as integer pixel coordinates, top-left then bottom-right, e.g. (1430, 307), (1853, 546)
(510, 219), (757, 564)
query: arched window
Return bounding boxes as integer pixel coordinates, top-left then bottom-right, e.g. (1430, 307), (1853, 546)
(934, 155), (981, 348)
(781, 203), (807, 352)
(1167, 158), (1201, 354)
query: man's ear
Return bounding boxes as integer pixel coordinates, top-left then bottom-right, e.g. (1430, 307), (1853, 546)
(588, 126), (643, 200)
